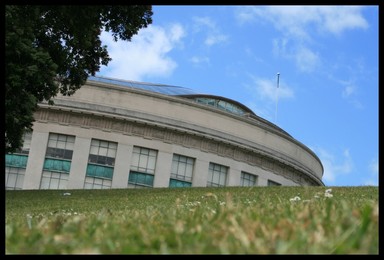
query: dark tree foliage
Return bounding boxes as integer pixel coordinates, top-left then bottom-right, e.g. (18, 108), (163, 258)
(5, 5), (153, 153)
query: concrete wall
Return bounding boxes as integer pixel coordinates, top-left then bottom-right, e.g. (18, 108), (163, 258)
(22, 121), (302, 189)
(11, 78), (324, 190)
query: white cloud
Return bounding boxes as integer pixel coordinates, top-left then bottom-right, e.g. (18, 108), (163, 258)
(369, 157), (378, 173)
(295, 46), (320, 73)
(192, 16), (228, 47)
(273, 39), (320, 73)
(98, 23), (185, 81)
(272, 38), (289, 58)
(342, 85), (356, 98)
(364, 157), (378, 186)
(316, 147), (354, 185)
(320, 6), (369, 35)
(236, 6), (368, 74)
(205, 34), (228, 47)
(250, 76), (294, 102)
(340, 80), (363, 109)
(189, 56), (210, 66)
(244, 75), (294, 120)
(193, 16), (216, 30)
(235, 6), (368, 40)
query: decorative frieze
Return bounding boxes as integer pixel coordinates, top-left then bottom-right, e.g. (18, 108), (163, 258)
(131, 124), (145, 136)
(110, 119), (125, 133)
(183, 135), (201, 149)
(68, 113), (84, 126)
(201, 139), (218, 153)
(152, 127), (166, 140)
(34, 107), (320, 186)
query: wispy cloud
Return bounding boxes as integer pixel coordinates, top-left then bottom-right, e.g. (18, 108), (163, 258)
(189, 56), (210, 66)
(235, 6), (368, 39)
(245, 75), (294, 120)
(315, 147), (354, 185)
(192, 16), (229, 47)
(273, 39), (320, 72)
(335, 78), (363, 109)
(244, 47), (264, 63)
(363, 157), (378, 186)
(98, 23), (185, 81)
(235, 6), (368, 73)
(342, 84), (357, 98)
(294, 46), (320, 73)
(342, 84), (363, 108)
(250, 76), (294, 102)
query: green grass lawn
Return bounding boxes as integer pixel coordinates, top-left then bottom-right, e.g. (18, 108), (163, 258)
(5, 186), (378, 254)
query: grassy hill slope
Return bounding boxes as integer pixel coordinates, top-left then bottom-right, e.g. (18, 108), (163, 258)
(5, 186), (378, 254)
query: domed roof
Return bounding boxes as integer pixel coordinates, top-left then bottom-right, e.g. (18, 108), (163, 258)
(89, 75), (256, 116)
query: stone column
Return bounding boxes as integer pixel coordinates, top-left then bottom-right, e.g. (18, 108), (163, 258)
(23, 131), (48, 189)
(153, 151), (173, 188)
(227, 168), (241, 186)
(192, 158), (209, 187)
(112, 143), (133, 188)
(67, 137), (91, 189)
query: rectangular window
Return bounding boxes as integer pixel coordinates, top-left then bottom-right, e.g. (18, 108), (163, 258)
(85, 139), (117, 189)
(5, 167), (25, 190)
(128, 146), (158, 188)
(241, 171), (258, 187)
(40, 171), (69, 190)
(40, 133), (75, 190)
(130, 146), (157, 174)
(84, 177), (112, 189)
(268, 180), (282, 186)
(169, 154), (194, 188)
(88, 139), (117, 166)
(207, 162), (228, 187)
(46, 133), (75, 159)
(5, 132), (32, 190)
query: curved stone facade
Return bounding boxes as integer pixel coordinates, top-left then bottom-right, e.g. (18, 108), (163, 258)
(5, 76), (324, 190)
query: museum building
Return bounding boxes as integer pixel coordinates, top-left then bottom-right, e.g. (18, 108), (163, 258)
(5, 76), (324, 190)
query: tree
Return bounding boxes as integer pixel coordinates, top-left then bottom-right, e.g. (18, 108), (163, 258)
(5, 5), (153, 153)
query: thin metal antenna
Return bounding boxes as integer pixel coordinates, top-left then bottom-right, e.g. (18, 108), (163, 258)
(275, 72), (280, 124)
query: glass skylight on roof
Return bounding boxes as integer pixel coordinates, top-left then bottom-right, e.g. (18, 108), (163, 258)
(88, 76), (197, 96)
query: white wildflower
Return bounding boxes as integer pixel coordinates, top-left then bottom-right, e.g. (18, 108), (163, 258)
(290, 196), (301, 202)
(324, 188), (333, 198)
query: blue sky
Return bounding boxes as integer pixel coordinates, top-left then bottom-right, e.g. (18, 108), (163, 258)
(97, 5), (378, 186)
